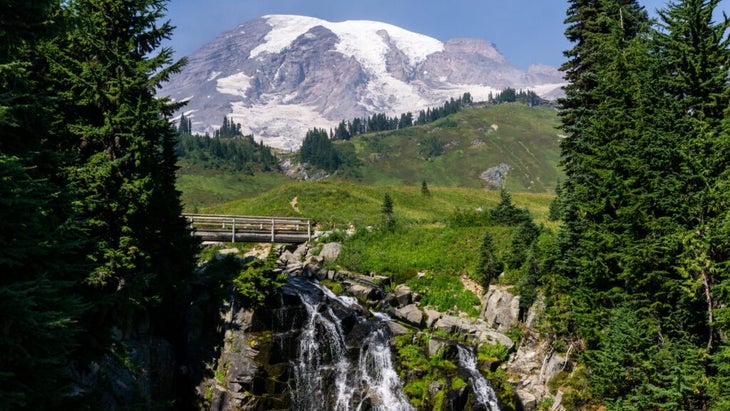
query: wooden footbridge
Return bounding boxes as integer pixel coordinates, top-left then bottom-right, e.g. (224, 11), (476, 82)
(183, 214), (312, 244)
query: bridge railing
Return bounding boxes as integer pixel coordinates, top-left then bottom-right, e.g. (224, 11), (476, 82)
(183, 213), (312, 243)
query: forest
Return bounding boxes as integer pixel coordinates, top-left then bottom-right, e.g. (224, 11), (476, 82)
(2, 0), (730, 409)
(0, 0), (199, 408)
(546, 0), (730, 408)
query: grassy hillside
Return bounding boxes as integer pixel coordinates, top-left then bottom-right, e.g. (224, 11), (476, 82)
(342, 103), (562, 192)
(176, 103), (562, 213)
(201, 180), (554, 228)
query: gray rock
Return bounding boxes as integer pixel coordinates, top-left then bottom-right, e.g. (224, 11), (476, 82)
(516, 389), (538, 411)
(393, 284), (413, 307)
(481, 285), (521, 333)
(386, 321), (410, 336)
(394, 304), (424, 327)
(319, 242), (342, 261)
(423, 308), (442, 329)
(477, 329), (514, 350)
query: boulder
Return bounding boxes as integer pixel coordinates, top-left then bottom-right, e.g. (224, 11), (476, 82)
(434, 315), (472, 336)
(393, 284), (413, 307)
(424, 308), (442, 329)
(394, 304), (424, 327)
(386, 321), (410, 336)
(481, 286), (520, 333)
(319, 242), (342, 261)
(476, 329), (514, 350)
(516, 389), (538, 411)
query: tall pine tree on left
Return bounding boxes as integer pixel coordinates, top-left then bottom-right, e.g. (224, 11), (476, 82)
(46, 0), (199, 340)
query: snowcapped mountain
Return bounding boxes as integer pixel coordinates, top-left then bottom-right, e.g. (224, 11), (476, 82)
(162, 15), (564, 150)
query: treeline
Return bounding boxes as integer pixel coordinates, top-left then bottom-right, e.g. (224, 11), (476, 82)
(538, 1), (730, 409)
(486, 87), (549, 106)
(327, 92), (474, 141)
(177, 114), (278, 173)
(297, 93), (472, 172)
(1, 1), (198, 408)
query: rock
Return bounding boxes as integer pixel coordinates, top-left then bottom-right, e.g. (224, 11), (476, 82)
(476, 329), (514, 350)
(428, 339), (445, 357)
(428, 380), (444, 397)
(319, 242), (342, 261)
(434, 315), (472, 336)
(278, 250), (296, 265)
(386, 321), (410, 336)
(394, 304), (424, 327)
(424, 308), (442, 328)
(516, 389), (538, 411)
(346, 283), (380, 301)
(393, 284), (413, 307)
(292, 244), (308, 261)
(481, 285), (521, 333)
(305, 254), (324, 267)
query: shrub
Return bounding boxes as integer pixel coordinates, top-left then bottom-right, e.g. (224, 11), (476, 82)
(233, 246), (288, 307)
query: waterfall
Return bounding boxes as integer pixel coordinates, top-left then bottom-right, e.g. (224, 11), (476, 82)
(456, 345), (501, 411)
(291, 290), (352, 411)
(356, 327), (414, 411)
(289, 279), (412, 411)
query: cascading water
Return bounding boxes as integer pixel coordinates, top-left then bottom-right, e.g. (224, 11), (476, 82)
(456, 345), (501, 411)
(290, 289), (350, 411)
(356, 327), (414, 411)
(288, 278), (412, 411)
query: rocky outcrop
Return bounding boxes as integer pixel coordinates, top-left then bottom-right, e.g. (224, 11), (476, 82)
(481, 285), (521, 332)
(193, 241), (568, 411)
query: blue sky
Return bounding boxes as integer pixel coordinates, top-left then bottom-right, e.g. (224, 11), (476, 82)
(164, 1), (729, 69)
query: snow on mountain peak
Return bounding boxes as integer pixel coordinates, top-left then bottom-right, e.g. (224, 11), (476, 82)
(252, 14), (444, 75)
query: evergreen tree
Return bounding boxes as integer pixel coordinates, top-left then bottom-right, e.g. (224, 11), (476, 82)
(0, 1), (89, 407)
(49, 0), (198, 338)
(475, 231), (503, 286)
(382, 192), (395, 232)
(421, 179), (431, 197)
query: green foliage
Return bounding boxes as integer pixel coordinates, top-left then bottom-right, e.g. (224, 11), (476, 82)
(381, 192), (396, 232)
(300, 128), (340, 172)
(551, 0), (730, 407)
(490, 189), (532, 226)
(417, 135), (445, 159)
(477, 343), (510, 363)
(406, 273), (481, 316)
(177, 130), (278, 173)
(421, 179), (431, 197)
(475, 231), (504, 286)
(447, 207), (493, 228)
(233, 246), (288, 307)
(488, 87), (549, 106)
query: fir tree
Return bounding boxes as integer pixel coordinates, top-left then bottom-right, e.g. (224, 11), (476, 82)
(50, 0), (198, 336)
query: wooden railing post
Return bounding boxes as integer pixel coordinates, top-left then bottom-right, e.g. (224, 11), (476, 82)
(307, 220), (311, 240)
(270, 218), (275, 242)
(232, 217), (236, 242)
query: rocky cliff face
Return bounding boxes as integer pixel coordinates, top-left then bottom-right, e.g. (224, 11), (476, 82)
(188, 243), (569, 411)
(161, 15), (564, 150)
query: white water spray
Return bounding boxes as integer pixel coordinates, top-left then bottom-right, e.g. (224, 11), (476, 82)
(456, 345), (501, 411)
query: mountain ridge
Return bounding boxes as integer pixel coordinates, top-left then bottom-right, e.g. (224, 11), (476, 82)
(162, 15), (565, 150)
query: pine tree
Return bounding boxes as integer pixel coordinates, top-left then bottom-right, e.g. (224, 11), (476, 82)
(49, 0), (198, 336)
(382, 192), (395, 232)
(475, 232), (503, 286)
(0, 1), (88, 407)
(421, 179), (431, 197)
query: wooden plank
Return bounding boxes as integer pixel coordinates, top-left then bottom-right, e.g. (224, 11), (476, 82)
(185, 213), (312, 243)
